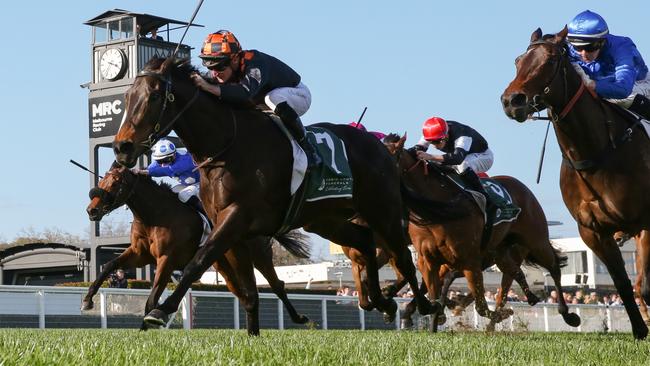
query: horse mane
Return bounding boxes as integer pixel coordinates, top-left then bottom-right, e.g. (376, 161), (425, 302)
(383, 133), (401, 144)
(136, 173), (183, 202)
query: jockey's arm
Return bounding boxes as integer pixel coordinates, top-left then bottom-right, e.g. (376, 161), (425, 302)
(594, 53), (637, 99)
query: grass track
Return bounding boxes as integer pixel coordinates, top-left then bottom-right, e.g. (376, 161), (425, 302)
(0, 329), (649, 365)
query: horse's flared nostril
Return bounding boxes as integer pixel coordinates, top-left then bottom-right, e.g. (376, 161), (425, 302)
(87, 207), (99, 219)
(113, 140), (134, 156)
(509, 93), (528, 108)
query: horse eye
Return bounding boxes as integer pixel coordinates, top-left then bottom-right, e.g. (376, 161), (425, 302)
(150, 93), (162, 101)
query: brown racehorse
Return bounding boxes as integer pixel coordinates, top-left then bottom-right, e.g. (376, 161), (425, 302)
(501, 27), (650, 339)
(382, 134), (579, 328)
(111, 58), (454, 328)
(615, 231), (650, 324)
(83, 162), (310, 334)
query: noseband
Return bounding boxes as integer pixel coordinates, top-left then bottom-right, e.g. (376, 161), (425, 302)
(134, 70), (200, 149)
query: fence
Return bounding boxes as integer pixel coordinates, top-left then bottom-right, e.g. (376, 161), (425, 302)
(0, 285), (632, 332)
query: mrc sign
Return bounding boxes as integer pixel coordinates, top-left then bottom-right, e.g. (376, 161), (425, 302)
(88, 94), (125, 138)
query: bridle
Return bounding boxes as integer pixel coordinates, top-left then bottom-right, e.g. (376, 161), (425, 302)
(89, 169), (140, 216)
(525, 39), (636, 171)
(134, 69), (200, 149)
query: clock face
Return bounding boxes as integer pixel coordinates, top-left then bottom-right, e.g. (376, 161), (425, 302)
(100, 48), (127, 81)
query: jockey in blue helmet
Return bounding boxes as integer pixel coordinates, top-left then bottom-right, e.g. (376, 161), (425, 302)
(567, 10), (650, 119)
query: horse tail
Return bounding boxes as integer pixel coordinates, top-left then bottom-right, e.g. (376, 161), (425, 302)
(272, 230), (311, 259)
(523, 241), (568, 269)
(400, 181), (467, 226)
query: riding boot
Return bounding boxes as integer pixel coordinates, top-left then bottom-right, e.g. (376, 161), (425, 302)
(460, 168), (496, 246)
(629, 94), (650, 121)
(186, 195), (208, 219)
(274, 101), (321, 169)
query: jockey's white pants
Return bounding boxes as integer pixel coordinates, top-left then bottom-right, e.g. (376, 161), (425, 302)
(453, 148), (494, 174)
(172, 183), (200, 203)
(264, 82), (312, 116)
(606, 76), (650, 108)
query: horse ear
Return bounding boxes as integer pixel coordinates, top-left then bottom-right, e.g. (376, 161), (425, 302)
(159, 57), (176, 74)
(398, 133), (407, 149)
(530, 28), (542, 43)
(555, 26), (568, 43)
(175, 58), (191, 68)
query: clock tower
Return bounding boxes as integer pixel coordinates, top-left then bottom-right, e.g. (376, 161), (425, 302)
(83, 9), (202, 281)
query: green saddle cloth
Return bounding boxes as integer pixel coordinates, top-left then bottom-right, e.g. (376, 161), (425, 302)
(446, 173), (521, 225)
(480, 178), (522, 225)
(303, 126), (353, 202)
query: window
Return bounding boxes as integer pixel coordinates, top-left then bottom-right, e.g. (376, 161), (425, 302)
(563, 251), (587, 274)
(594, 252), (637, 275)
(94, 25), (107, 43)
(109, 20), (120, 40)
(120, 18), (133, 39)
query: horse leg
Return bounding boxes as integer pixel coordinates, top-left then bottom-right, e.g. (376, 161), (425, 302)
(304, 220), (397, 319)
(634, 238), (650, 324)
(579, 226), (646, 339)
(144, 210), (243, 328)
(400, 281), (425, 329)
(418, 256), (442, 332)
(636, 231), (650, 310)
(464, 266), (512, 326)
(141, 255), (174, 330)
(82, 247), (148, 310)
(352, 260), (374, 311)
(252, 239), (309, 324)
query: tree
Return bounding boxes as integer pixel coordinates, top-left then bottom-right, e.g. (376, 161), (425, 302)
(10, 226), (85, 246)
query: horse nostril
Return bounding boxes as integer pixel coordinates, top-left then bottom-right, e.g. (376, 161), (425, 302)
(509, 94), (528, 108)
(113, 141), (134, 155)
(87, 207), (99, 217)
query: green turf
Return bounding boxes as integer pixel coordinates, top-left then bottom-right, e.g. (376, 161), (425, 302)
(0, 329), (649, 365)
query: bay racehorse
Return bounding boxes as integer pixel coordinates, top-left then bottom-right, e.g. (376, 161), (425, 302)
(383, 134), (579, 328)
(501, 27), (650, 339)
(112, 57), (453, 328)
(83, 162), (310, 334)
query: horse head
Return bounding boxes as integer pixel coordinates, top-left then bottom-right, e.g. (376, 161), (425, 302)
(501, 27), (571, 122)
(87, 161), (137, 221)
(113, 57), (194, 167)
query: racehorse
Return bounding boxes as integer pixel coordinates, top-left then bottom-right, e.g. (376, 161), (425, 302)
(83, 162), (310, 334)
(383, 134), (579, 328)
(501, 26), (650, 339)
(112, 57), (453, 327)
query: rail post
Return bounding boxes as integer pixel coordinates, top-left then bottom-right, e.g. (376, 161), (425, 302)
(233, 297), (240, 329)
(100, 291), (107, 329)
(37, 290), (45, 329)
(321, 299), (328, 330)
(278, 299), (284, 330)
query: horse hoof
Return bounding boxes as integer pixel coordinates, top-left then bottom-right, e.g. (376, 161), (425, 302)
(358, 303), (375, 312)
(563, 312), (581, 327)
(143, 309), (168, 329)
(417, 299), (437, 316)
(634, 326), (649, 340)
(486, 322), (496, 332)
(382, 299), (398, 324)
(527, 293), (540, 306)
(81, 300), (94, 311)
(295, 315), (310, 324)
(437, 313), (447, 325)
(382, 285), (398, 298)
(401, 318), (414, 329)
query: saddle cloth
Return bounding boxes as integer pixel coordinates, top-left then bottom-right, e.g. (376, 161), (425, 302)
(447, 174), (521, 226)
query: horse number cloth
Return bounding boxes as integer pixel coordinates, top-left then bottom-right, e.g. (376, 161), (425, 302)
(303, 126), (353, 202)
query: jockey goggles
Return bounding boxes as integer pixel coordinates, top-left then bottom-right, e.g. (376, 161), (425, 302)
(202, 57), (231, 71)
(571, 40), (604, 53)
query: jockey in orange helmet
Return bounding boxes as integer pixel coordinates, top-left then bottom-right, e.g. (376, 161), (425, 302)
(414, 117), (495, 223)
(191, 30), (319, 166)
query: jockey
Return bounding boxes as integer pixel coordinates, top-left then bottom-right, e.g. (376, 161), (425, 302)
(567, 10), (650, 119)
(191, 30), (320, 166)
(414, 117), (495, 216)
(145, 139), (204, 214)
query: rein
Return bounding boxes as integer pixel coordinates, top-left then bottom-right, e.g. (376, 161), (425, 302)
(135, 70), (200, 149)
(90, 170), (140, 215)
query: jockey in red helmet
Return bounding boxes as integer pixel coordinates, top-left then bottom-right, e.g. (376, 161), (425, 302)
(414, 117), (496, 226)
(191, 30), (320, 166)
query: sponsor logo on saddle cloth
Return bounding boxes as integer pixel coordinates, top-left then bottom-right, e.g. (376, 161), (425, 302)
(480, 178), (521, 225)
(303, 126), (353, 202)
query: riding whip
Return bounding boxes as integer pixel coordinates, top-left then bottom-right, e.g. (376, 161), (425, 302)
(69, 159), (102, 178)
(172, 0), (206, 58)
(353, 106), (368, 128)
(536, 121), (551, 184)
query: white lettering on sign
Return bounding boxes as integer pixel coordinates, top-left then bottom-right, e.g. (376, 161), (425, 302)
(91, 100), (122, 117)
